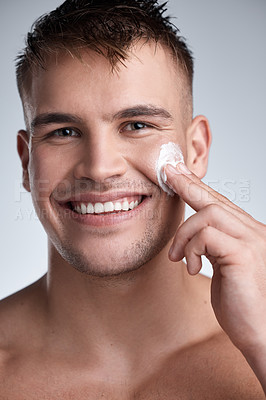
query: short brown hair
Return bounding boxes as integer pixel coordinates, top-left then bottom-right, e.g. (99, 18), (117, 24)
(16, 0), (194, 101)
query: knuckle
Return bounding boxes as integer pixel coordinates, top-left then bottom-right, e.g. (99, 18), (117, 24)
(205, 203), (220, 217)
(200, 225), (212, 240)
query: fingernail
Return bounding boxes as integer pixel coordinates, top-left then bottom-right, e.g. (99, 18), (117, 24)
(160, 166), (168, 183)
(169, 242), (179, 260)
(168, 244), (174, 259)
(176, 162), (192, 175)
(166, 164), (179, 175)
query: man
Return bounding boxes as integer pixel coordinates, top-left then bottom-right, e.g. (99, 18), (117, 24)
(0, 0), (265, 398)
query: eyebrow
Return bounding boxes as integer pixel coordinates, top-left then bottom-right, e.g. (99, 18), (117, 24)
(30, 105), (173, 132)
(31, 113), (83, 132)
(111, 105), (173, 121)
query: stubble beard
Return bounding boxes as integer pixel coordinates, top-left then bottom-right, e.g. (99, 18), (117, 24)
(53, 216), (175, 285)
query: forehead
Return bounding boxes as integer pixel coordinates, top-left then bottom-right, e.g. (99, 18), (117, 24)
(24, 43), (185, 125)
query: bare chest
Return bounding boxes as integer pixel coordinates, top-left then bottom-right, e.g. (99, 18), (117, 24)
(1, 362), (260, 400)
(0, 378), (227, 400)
(1, 336), (264, 400)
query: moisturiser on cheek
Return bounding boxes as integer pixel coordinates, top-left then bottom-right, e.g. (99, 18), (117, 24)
(155, 142), (184, 196)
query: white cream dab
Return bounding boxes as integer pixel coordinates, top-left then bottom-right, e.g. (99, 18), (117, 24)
(156, 142), (184, 196)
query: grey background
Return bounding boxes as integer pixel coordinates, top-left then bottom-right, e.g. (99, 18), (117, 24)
(1, 0), (265, 300)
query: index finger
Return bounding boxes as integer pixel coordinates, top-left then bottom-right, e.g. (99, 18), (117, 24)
(164, 163), (249, 218)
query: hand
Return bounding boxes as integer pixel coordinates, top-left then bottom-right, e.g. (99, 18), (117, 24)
(164, 163), (266, 385)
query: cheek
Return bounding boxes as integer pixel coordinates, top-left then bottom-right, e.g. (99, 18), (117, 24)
(125, 137), (185, 189)
(28, 148), (72, 204)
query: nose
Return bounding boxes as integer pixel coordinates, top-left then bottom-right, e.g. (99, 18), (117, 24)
(73, 130), (127, 183)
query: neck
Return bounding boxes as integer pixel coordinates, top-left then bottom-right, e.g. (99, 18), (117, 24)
(42, 242), (206, 379)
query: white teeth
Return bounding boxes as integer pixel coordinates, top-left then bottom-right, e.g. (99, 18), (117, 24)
(114, 202), (122, 211)
(122, 201), (129, 211)
(104, 202), (115, 212)
(81, 203), (87, 214)
(129, 201), (135, 210)
(73, 198), (142, 214)
(94, 203), (104, 214)
(87, 203), (94, 214)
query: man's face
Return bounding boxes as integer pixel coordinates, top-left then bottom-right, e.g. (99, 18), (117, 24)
(21, 43), (188, 277)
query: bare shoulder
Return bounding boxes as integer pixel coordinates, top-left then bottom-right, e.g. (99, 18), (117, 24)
(142, 330), (264, 399)
(196, 331), (264, 398)
(0, 278), (46, 366)
(0, 276), (46, 330)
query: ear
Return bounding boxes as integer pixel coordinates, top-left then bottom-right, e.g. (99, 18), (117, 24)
(186, 115), (212, 179)
(17, 130), (31, 192)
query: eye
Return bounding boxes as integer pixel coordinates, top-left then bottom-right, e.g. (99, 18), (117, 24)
(123, 122), (149, 131)
(52, 127), (80, 137)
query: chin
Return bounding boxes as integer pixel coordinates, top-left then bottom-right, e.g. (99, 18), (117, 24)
(51, 221), (173, 279)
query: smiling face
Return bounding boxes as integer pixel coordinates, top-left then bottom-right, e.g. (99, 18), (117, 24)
(18, 42), (190, 277)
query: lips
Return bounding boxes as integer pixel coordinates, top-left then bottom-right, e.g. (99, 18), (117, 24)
(52, 186), (154, 227)
(55, 190), (150, 217)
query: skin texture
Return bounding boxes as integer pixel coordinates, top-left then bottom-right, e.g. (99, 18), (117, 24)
(0, 43), (265, 399)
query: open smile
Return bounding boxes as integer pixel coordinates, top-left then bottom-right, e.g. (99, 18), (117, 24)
(70, 195), (143, 215)
(55, 193), (151, 226)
